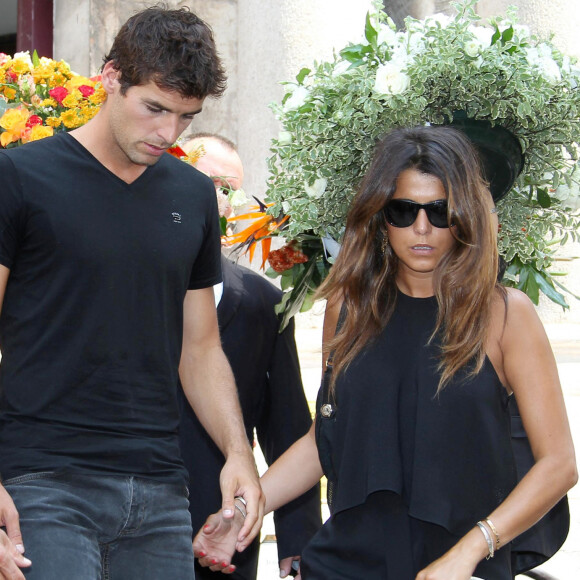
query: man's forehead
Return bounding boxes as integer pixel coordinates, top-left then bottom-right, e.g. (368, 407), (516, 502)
(190, 140), (243, 182)
(135, 81), (205, 113)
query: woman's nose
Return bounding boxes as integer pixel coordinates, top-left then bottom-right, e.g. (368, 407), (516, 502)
(413, 209), (431, 234)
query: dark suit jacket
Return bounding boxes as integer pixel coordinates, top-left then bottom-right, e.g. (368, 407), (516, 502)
(178, 257), (321, 580)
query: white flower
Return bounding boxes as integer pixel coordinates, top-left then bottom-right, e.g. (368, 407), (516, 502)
(284, 85), (310, 111)
(377, 25), (397, 47)
(540, 56), (562, 83)
(404, 30), (424, 56)
(277, 131), (293, 145)
(305, 178), (327, 199)
(13, 51), (32, 66)
(552, 182), (580, 211)
(513, 24), (530, 40)
(228, 188), (249, 209)
(468, 25), (494, 49)
(526, 45), (562, 83)
(373, 62), (410, 96)
(464, 40), (481, 58)
(425, 13), (451, 29)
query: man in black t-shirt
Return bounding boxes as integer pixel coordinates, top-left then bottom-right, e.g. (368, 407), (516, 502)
(0, 7), (263, 580)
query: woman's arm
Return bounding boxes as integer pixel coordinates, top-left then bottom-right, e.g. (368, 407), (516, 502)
(195, 296), (345, 572)
(194, 424), (322, 570)
(479, 289), (577, 545)
(417, 288), (577, 580)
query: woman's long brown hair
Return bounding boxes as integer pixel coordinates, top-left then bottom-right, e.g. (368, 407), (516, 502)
(318, 125), (503, 393)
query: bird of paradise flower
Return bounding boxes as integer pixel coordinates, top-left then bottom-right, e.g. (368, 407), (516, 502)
(224, 199), (289, 270)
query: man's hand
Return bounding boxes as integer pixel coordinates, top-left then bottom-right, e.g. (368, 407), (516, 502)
(0, 486), (31, 579)
(219, 450), (265, 551)
(279, 555), (301, 579)
(193, 510), (243, 574)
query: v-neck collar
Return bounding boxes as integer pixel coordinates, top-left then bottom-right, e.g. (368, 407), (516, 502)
(63, 132), (161, 189)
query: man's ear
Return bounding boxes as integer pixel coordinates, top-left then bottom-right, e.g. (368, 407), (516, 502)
(101, 61), (121, 95)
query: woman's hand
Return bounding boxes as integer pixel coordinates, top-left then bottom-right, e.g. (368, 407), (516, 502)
(415, 554), (476, 580)
(193, 508), (245, 574)
(415, 527), (487, 580)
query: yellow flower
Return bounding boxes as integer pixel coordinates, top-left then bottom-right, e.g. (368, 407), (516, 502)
(41, 98), (58, 108)
(60, 109), (79, 129)
(66, 76), (93, 91)
(49, 73), (67, 87)
(11, 59), (30, 75)
(27, 125), (54, 142)
(0, 108), (30, 147)
(56, 61), (71, 75)
(33, 64), (56, 83)
(89, 86), (106, 105)
(186, 144), (205, 165)
(45, 116), (62, 128)
(62, 93), (80, 108)
(0, 107), (29, 131)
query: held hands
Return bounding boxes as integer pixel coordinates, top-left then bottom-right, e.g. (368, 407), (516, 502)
(218, 450), (265, 550)
(193, 509), (243, 574)
(0, 485), (31, 579)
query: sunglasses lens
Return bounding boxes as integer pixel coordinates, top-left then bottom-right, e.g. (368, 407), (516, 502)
(426, 201), (448, 228)
(385, 200), (417, 227)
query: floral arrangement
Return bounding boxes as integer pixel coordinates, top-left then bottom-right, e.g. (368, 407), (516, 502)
(0, 51), (106, 147)
(250, 0), (580, 327)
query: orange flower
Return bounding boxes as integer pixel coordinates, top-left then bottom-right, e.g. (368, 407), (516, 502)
(2, 87), (16, 100)
(225, 205), (289, 269)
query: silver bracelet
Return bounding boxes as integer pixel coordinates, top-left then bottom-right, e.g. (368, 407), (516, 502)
(476, 521), (494, 560)
(234, 497), (247, 519)
(485, 518), (501, 549)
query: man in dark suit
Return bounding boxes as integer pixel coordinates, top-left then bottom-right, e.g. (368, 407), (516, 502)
(178, 134), (321, 580)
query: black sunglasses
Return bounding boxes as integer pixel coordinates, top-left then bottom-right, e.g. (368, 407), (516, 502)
(384, 199), (449, 228)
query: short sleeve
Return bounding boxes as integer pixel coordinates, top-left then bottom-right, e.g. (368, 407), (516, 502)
(187, 175), (223, 290)
(0, 153), (25, 269)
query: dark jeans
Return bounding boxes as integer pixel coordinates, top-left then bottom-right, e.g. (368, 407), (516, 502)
(4, 472), (195, 580)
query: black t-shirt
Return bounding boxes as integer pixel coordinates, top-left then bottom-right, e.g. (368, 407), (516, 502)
(0, 132), (222, 483)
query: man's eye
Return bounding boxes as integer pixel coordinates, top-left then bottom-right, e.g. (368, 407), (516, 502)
(146, 106), (163, 114)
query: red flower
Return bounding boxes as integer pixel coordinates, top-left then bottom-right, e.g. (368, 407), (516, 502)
(267, 243), (308, 273)
(49, 86), (69, 104)
(25, 115), (43, 128)
(78, 85), (95, 98)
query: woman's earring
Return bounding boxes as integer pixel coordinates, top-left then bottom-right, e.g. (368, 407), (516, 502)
(381, 231), (389, 255)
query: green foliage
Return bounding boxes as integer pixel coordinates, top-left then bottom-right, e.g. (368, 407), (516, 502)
(264, 0), (580, 317)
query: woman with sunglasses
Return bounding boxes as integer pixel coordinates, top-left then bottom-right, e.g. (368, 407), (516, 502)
(194, 125), (576, 580)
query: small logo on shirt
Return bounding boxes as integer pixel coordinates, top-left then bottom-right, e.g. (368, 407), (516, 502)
(172, 212), (182, 224)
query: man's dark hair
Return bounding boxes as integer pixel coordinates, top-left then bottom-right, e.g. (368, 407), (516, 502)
(103, 4), (227, 99)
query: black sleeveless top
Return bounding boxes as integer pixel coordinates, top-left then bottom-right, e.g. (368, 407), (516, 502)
(316, 291), (517, 537)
